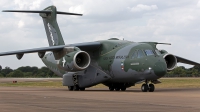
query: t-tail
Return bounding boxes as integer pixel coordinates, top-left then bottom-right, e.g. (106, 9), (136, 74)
(3, 5), (82, 46)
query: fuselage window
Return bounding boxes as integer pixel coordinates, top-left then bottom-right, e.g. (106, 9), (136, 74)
(132, 50), (138, 59)
(137, 50), (145, 58)
(144, 50), (155, 56)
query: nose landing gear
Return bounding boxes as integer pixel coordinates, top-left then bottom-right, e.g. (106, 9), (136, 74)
(149, 84), (155, 92)
(141, 84), (149, 92)
(141, 80), (155, 92)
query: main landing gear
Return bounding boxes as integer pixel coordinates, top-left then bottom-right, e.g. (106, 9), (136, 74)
(68, 85), (85, 91)
(141, 80), (155, 92)
(68, 73), (85, 91)
(109, 86), (126, 91)
(109, 84), (127, 91)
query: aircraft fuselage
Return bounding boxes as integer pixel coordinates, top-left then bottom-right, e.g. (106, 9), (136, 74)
(42, 39), (167, 87)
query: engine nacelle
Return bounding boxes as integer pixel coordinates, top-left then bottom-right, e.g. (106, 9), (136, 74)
(163, 54), (177, 71)
(58, 51), (91, 72)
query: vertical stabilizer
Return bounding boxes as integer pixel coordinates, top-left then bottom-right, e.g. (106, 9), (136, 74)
(2, 5), (82, 47)
(40, 6), (64, 46)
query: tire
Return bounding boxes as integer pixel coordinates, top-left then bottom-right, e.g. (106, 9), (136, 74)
(80, 88), (85, 91)
(115, 87), (120, 91)
(141, 84), (148, 92)
(73, 85), (79, 91)
(121, 87), (126, 91)
(149, 84), (155, 92)
(68, 86), (74, 91)
(109, 87), (114, 91)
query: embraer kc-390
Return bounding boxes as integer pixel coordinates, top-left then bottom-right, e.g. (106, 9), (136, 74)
(0, 5), (200, 92)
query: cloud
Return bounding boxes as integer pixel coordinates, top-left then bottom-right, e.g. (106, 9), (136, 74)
(130, 4), (158, 12)
(197, 0), (200, 7)
(18, 20), (24, 28)
(0, 0), (199, 69)
(14, 0), (51, 10)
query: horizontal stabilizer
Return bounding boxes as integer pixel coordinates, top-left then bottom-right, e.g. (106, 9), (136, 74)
(3, 10), (51, 14)
(57, 11), (82, 16)
(2, 10), (82, 16)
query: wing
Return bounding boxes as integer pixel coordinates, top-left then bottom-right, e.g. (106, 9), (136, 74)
(70, 42), (101, 51)
(175, 55), (200, 66)
(0, 42), (101, 60)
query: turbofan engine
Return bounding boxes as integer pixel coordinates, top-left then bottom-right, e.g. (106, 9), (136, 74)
(163, 54), (177, 71)
(58, 51), (90, 72)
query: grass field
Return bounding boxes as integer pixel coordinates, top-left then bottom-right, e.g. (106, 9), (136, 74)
(0, 78), (200, 88)
(0, 80), (64, 88)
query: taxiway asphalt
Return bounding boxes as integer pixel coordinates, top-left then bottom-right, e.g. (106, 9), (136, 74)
(0, 86), (200, 112)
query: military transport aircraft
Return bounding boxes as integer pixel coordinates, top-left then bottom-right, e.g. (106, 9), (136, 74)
(0, 5), (200, 92)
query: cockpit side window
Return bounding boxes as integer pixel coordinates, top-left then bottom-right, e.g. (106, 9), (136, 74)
(144, 50), (155, 56)
(137, 50), (145, 58)
(132, 50), (138, 59)
(155, 50), (161, 55)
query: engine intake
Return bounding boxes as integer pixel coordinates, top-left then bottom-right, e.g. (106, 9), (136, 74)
(163, 54), (177, 71)
(73, 51), (90, 70)
(58, 51), (90, 71)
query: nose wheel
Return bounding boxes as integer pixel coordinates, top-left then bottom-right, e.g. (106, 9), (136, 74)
(141, 84), (149, 92)
(141, 80), (155, 92)
(149, 84), (155, 92)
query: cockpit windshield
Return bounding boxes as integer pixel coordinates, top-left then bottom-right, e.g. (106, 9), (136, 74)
(132, 50), (138, 59)
(132, 49), (145, 59)
(137, 50), (145, 58)
(144, 50), (155, 56)
(132, 49), (156, 59)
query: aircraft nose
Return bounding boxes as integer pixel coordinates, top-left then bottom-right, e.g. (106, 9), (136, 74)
(153, 61), (167, 77)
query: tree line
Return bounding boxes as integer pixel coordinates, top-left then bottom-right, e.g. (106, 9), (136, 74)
(0, 65), (199, 77)
(166, 65), (200, 77)
(0, 66), (59, 78)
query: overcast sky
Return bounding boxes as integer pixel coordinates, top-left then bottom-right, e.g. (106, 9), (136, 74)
(0, 0), (200, 69)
